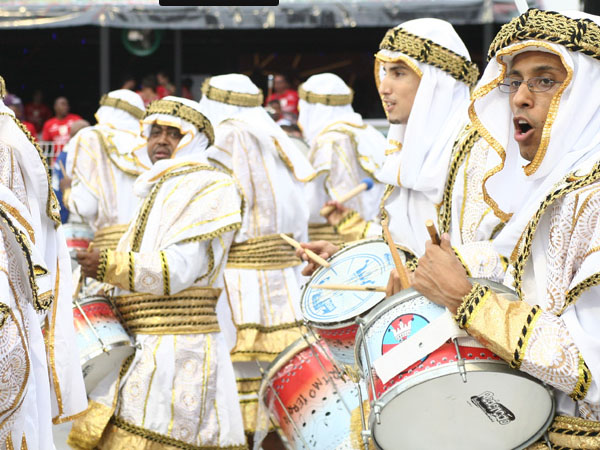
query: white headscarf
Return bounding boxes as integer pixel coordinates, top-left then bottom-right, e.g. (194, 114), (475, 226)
(66, 89), (145, 176)
(470, 9), (600, 257)
(297, 73), (386, 174)
(198, 73), (315, 181)
(133, 96), (214, 197)
(375, 18), (476, 199)
(371, 18), (477, 255)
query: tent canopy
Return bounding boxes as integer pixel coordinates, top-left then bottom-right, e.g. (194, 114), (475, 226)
(0, 0), (532, 29)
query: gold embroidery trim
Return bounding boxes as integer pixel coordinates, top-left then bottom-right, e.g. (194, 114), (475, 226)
(92, 223), (129, 251)
(379, 184), (395, 226)
(0, 113), (61, 226)
(571, 356), (592, 401)
(226, 233), (302, 269)
(454, 283), (490, 329)
(489, 8), (600, 62)
(438, 126), (479, 234)
(99, 94), (144, 120)
(307, 223), (345, 248)
(160, 250), (170, 296)
(377, 27), (479, 86)
(201, 78), (263, 107)
(236, 377), (261, 395)
(510, 305), (542, 370)
(561, 272), (600, 315)
(230, 322), (306, 362)
(131, 165), (225, 252)
(0, 201), (35, 244)
(145, 99), (214, 145)
(107, 415), (248, 450)
(512, 163), (600, 302)
(452, 247), (472, 277)
(298, 85), (354, 106)
(91, 129), (141, 177)
(114, 286), (222, 335)
(0, 75), (5, 98)
(128, 251), (135, 292)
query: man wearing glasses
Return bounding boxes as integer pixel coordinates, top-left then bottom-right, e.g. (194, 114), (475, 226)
(414, 9), (600, 448)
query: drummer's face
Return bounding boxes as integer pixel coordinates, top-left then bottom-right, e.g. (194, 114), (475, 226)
(379, 60), (421, 124)
(147, 123), (183, 163)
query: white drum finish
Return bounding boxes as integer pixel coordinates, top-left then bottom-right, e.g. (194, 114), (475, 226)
(355, 281), (555, 450)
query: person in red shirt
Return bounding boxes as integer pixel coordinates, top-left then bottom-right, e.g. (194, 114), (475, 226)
(156, 71), (175, 98)
(137, 74), (159, 107)
(24, 89), (52, 134)
(264, 73), (299, 122)
(41, 96), (82, 154)
(4, 93), (37, 137)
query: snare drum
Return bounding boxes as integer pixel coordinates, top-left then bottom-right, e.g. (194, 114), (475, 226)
(301, 238), (399, 368)
(259, 336), (363, 449)
(72, 295), (134, 393)
(355, 280), (555, 450)
(63, 222), (94, 268)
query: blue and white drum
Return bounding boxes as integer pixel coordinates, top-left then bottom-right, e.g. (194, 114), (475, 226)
(301, 238), (401, 368)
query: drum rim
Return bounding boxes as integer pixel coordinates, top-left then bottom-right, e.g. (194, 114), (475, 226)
(367, 360), (556, 450)
(73, 295), (112, 306)
(354, 278), (517, 372)
(301, 237), (395, 324)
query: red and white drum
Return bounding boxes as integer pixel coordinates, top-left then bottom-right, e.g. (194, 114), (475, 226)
(62, 222), (94, 269)
(73, 295), (134, 393)
(301, 238), (398, 368)
(259, 336), (364, 449)
(354, 280), (555, 450)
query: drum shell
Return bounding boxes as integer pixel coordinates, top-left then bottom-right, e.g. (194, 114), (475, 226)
(354, 279), (555, 450)
(260, 337), (362, 449)
(73, 295), (134, 393)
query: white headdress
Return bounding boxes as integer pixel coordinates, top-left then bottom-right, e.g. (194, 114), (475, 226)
(470, 9), (600, 257)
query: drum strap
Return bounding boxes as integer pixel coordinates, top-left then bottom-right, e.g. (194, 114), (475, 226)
(226, 233), (302, 270)
(373, 311), (482, 384)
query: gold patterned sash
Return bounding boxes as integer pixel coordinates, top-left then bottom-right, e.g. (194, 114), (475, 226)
(226, 233), (302, 270)
(308, 223), (344, 247)
(92, 224), (129, 251)
(527, 415), (600, 449)
(114, 286), (221, 335)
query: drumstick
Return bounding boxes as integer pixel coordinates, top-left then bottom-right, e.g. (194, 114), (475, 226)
(320, 178), (374, 217)
(425, 219), (440, 245)
(280, 233), (331, 268)
(310, 284), (386, 293)
(381, 219), (411, 289)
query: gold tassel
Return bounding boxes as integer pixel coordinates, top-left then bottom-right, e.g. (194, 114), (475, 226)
(350, 400), (375, 450)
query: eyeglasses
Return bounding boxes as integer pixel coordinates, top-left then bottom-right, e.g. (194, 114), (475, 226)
(498, 76), (563, 93)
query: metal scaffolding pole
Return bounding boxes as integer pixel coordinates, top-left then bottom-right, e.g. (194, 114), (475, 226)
(174, 29), (182, 96)
(100, 26), (110, 96)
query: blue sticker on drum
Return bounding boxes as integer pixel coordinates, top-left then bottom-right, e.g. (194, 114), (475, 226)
(302, 247), (395, 323)
(381, 314), (429, 354)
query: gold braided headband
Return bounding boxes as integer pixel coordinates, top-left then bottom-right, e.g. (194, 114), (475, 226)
(99, 94), (144, 120)
(0, 76), (6, 99)
(489, 8), (600, 62)
(144, 99), (214, 145)
(298, 85), (354, 106)
(378, 27), (479, 87)
(201, 78), (263, 107)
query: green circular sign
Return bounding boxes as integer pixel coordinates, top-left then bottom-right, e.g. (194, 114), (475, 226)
(121, 29), (164, 57)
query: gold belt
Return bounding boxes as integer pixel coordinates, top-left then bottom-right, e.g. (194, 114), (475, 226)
(114, 286), (221, 335)
(308, 223), (344, 247)
(226, 233), (301, 270)
(92, 223), (129, 251)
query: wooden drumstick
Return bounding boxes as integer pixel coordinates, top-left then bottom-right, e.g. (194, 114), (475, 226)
(381, 219), (410, 290)
(310, 284), (386, 293)
(320, 178), (374, 217)
(425, 219), (440, 245)
(280, 233), (331, 268)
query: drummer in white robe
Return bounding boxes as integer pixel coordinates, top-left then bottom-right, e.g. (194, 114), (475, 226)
(297, 73), (387, 246)
(63, 89), (146, 250)
(198, 74), (315, 436)
(69, 96), (247, 449)
(414, 9), (600, 448)
(299, 19), (479, 281)
(0, 78), (87, 447)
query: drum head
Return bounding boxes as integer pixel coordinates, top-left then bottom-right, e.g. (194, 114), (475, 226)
(302, 239), (397, 324)
(371, 362), (554, 450)
(82, 344), (135, 394)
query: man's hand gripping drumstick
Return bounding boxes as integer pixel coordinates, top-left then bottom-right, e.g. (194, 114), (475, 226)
(412, 221), (472, 314)
(281, 234), (332, 274)
(382, 219), (411, 297)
